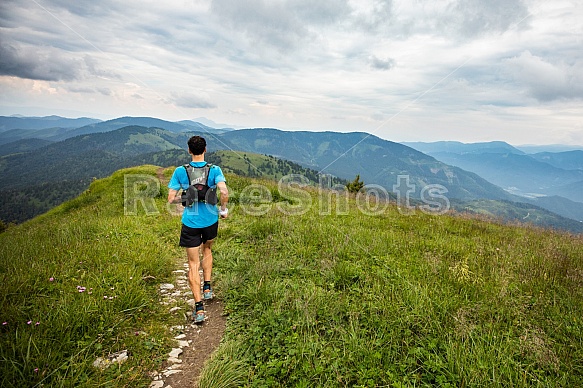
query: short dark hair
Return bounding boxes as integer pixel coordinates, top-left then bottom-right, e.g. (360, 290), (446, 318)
(188, 136), (206, 155)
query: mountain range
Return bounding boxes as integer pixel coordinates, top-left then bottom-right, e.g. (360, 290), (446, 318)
(1, 115), (582, 232)
(405, 141), (583, 207)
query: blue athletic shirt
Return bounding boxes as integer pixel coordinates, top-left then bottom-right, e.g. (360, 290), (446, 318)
(168, 161), (226, 228)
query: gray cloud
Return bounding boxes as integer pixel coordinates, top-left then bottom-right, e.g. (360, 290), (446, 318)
(171, 93), (217, 109)
(65, 86), (112, 96)
(0, 40), (82, 81)
(41, 0), (120, 17)
(504, 51), (583, 101)
(351, 0), (394, 32)
(445, 0), (531, 38)
(97, 88), (112, 96)
(369, 55), (395, 71)
(210, 0), (350, 51)
(67, 86), (95, 93)
(0, 37), (120, 82)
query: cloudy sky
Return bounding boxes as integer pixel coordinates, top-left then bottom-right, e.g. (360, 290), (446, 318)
(1, 0), (582, 145)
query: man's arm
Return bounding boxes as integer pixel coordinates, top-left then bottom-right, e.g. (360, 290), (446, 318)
(168, 188), (181, 204)
(217, 181), (229, 218)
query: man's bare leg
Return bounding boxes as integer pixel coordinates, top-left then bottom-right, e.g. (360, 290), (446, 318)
(201, 239), (214, 283)
(186, 246), (202, 302)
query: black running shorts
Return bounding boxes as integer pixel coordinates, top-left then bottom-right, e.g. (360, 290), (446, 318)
(179, 221), (218, 248)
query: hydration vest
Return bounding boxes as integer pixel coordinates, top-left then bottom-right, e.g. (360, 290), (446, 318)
(181, 163), (218, 206)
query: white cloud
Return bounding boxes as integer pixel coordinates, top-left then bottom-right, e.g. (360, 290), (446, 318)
(504, 51), (583, 101)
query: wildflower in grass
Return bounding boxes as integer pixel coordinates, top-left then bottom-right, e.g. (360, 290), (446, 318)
(35, 322), (40, 326)
(103, 296), (108, 299)
(27, 321), (32, 325)
(2, 322), (7, 325)
(49, 277), (54, 282)
(34, 368), (39, 373)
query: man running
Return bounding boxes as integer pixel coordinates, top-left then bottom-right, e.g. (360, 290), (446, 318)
(167, 136), (229, 323)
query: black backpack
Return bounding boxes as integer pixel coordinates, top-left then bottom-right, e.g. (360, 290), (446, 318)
(181, 163), (218, 206)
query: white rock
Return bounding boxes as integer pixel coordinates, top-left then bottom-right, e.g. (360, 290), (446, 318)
(163, 369), (181, 377)
(159, 283), (175, 290)
(169, 307), (182, 313)
(169, 348), (183, 358)
(92, 350), (128, 370)
(92, 357), (110, 370)
(172, 270), (186, 274)
(167, 357), (183, 364)
(113, 350), (128, 364)
(149, 381), (164, 388)
(186, 299), (195, 307)
(178, 340), (189, 348)
(174, 334), (186, 340)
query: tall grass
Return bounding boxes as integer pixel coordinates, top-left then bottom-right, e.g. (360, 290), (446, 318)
(207, 175), (583, 387)
(0, 166), (184, 387)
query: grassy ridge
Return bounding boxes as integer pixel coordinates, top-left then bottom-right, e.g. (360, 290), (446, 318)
(1, 166), (582, 387)
(208, 175), (583, 386)
(0, 166), (183, 387)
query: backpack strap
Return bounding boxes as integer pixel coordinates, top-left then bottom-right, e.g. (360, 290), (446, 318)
(182, 164), (193, 187)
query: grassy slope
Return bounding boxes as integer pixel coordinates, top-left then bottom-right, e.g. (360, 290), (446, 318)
(209, 175), (583, 387)
(1, 166), (582, 387)
(0, 166), (185, 387)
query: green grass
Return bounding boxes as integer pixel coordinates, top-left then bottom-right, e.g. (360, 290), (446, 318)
(1, 166), (582, 387)
(0, 166), (184, 387)
(207, 175), (583, 387)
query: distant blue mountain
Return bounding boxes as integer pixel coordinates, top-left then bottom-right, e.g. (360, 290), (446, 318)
(0, 116), (229, 144)
(408, 142), (583, 221)
(53, 116), (230, 139)
(403, 141), (524, 155)
(525, 195), (583, 222)
(0, 115), (101, 132)
(517, 144), (583, 153)
(544, 180), (583, 204)
(531, 151), (583, 171)
(427, 152), (583, 193)
(176, 120), (233, 134)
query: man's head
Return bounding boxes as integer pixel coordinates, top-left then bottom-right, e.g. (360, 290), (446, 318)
(188, 136), (206, 155)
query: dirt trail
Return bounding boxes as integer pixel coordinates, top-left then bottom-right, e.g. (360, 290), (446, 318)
(149, 266), (227, 388)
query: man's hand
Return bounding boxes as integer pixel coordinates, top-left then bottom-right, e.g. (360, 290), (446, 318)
(217, 181), (229, 219)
